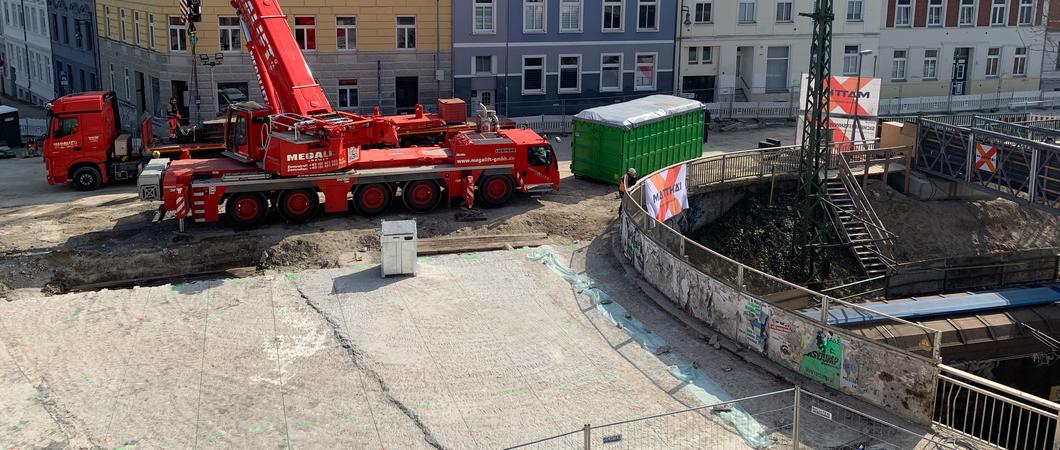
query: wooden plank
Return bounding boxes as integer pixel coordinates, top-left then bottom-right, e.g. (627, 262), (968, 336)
(417, 233), (550, 255)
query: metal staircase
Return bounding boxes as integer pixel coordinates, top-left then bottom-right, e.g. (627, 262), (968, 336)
(823, 158), (897, 277)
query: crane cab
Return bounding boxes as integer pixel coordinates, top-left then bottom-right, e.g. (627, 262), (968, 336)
(223, 102), (272, 163)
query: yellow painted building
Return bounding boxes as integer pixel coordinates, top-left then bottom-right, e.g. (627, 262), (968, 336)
(95, 0), (452, 122)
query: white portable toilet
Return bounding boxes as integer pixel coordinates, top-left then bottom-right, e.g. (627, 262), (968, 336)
(380, 220), (417, 277)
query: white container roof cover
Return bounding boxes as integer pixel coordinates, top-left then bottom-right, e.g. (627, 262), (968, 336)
(573, 95), (704, 130)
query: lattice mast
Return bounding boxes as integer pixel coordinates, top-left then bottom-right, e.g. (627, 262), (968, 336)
(796, 0), (835, 282)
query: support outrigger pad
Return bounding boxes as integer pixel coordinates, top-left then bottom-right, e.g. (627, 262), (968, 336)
(454, 209), (487, 222)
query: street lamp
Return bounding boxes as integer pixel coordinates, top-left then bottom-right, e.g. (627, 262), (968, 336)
(200, 53), (224, 116)
(853, 49), (873, 143)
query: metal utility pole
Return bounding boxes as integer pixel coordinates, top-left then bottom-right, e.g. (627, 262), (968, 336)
(795, 0), (834, 282)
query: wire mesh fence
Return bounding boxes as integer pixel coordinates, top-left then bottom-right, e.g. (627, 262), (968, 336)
(505, 387), (965, 450)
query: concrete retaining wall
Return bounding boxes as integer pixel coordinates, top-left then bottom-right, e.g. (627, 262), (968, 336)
(621, 194), (940, 424)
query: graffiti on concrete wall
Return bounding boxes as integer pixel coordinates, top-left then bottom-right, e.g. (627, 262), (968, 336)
(622, 215), (645, 272)
(736, 295), (770, 354)
(799, 331), (844, 389)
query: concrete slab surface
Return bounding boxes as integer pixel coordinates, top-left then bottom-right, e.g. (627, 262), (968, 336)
(0, 249), (790, 449)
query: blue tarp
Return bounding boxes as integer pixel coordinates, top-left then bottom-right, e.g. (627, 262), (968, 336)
(807, 285), (1060, 326)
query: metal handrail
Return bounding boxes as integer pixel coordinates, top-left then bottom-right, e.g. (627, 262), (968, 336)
(836, 154), (898, 264)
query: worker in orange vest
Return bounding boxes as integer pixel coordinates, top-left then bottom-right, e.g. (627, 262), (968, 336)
(618, 168), (637, 213)
(166, 97), (181, 141)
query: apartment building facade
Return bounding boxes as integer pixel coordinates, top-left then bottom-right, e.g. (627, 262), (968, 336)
(3, 0), (56, 104)
(1038, 0), (1059, 91)
(96, 0), (452, 124)
(49, 0), (99, 96)
(676, 0), (882, 103)
(878, 0), (1048, 98)
(453, 0), (676, 117)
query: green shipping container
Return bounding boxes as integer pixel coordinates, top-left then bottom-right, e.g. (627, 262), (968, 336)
(571, 95), (705, 184)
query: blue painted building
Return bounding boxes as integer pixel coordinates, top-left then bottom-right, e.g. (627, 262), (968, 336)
(48, 0), (98, 96)
(453, 0), (675, 118)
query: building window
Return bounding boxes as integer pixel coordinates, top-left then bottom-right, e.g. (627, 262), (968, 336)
(959, 0), (975, 25)
(738, 0), (756, 23)
(168, 16), (186, 52)
(990, 0), (1006, 25)
(634, 53), (656, 90)
(474, 55), (494, 74)
(766, 46), (789, 91)
(522, 56), (544, 94)
(295, 17), (316, 50)
(923, 49), (938, 80)
(847, 0), (863, 21)
(927, 0), (943, 26)
(525, 0), (546, 32)
(600, 54), (622, 92)
(558, 55), (581, 92)
(337, 80), (358, 111)
(702, 47), (713, 63)
(337, 17), (356, 50)
(62, 16), (69, 44)
(986, 47), (1000, 77)
(843, 45), (860, 75)
(1013, 47), (1027, 75)
(891, 50), (907, 80)
(396, 16), (416, 49)
(1018, 0), (1034, 25)
(637, 0), (657, 31)
(688, 47), (698, 64)
(694, 1), (712, 23)
(219, 17), (241, 52)
(133, 11), (141, 45)
(123, 68), (130, 100)
(776, 1), (792, 22)
(560, 0), (582, 32)
(895, 0), (911, 26)
(473, 0), (495, 34)
(119, 8), (126, 41)
(145, 15), (155, 49)
(603, 0), (622, 31)
(50, 13), (57, 40)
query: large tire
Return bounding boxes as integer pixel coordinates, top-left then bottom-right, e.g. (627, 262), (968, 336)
(354, 183), (392, 216)
(277, 189), (319, 223)
(225, 193), (269, 228)
(71, 165), (103, 191)
(477, 175), (514, 208)
(402, 180), (441, 213)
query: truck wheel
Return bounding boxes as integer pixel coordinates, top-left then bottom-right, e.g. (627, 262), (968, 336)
(71, 166), (102, 191)
(402, 180), (441, 213)
(225, 193), (269, 228)
(355, 183), (392, 216)
(477, 175), (514, 208)
(278, 189), (319, 223)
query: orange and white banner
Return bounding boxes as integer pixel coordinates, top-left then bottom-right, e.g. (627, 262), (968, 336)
(800, 74), (881, 117)
(644, 164), (689, 222)
(975, 143), (998, 173)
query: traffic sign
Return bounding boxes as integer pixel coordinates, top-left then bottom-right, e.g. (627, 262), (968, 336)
(59, 71), (69, 86)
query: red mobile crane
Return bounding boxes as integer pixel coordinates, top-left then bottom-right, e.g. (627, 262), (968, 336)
(130, 0), (559, 229)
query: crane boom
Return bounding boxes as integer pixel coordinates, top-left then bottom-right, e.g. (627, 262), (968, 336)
(232, 0), (332, 116)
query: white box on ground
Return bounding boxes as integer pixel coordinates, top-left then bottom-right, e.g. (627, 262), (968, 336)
(380, 220), (417, 277)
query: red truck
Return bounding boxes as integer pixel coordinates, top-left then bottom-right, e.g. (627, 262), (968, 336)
(42, 92), (226, 190)
(132, 0), (560, 230)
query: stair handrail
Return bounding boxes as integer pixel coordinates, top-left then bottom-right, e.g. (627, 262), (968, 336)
(836, 155), (898, 266)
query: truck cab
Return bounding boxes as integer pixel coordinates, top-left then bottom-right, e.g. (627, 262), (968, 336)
(43, 91), (123, 190)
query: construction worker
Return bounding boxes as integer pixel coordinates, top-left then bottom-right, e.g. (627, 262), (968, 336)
(166, 97), (181, 141)
(618, 168), (637, 213)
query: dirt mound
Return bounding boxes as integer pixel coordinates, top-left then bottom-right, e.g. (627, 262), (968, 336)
(866, 181), (1060, 262)
(259, 238), (339, 269)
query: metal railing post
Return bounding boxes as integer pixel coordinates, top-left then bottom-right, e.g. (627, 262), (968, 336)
(792, 385), (801, 449)
(819, 295), (830, 324)
(583, 423), (591, 450)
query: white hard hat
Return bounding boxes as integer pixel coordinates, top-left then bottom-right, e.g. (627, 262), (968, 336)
(628, 168), (637, 175)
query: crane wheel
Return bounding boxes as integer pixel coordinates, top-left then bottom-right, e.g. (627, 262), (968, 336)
(278, 189), (319, 223)
(402, 180), (441, 213)
(477, 175), (514, 208)
(71, 165), (103, 191)
(225, 193), (269, 228)
(355, 183), (392, 216)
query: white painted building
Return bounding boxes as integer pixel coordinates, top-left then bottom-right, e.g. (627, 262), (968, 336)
(675, 0), (882, 103)
(1, 0), (54, 104)
(877, 0), (1048, 99)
